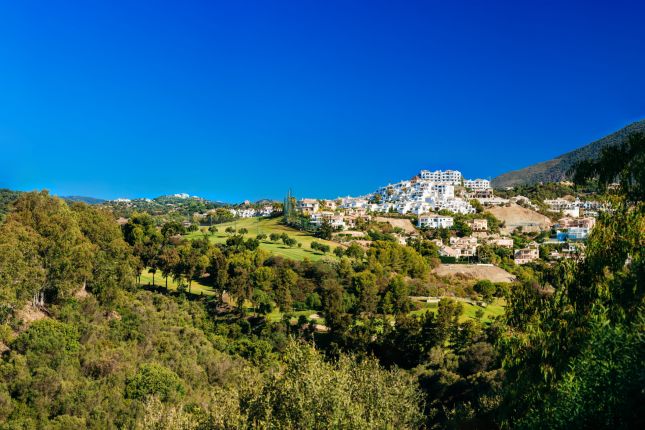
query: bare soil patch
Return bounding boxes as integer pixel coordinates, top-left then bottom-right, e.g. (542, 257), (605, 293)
(375, 217), (417, 234)
(434, 264), (516, 283)
(487, 204), (552, 234)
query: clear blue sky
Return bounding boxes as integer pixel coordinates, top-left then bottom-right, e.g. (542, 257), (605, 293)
(1, 1), (644, 202)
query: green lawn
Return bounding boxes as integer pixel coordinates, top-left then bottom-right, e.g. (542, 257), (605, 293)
(139, 269), (217, 296)
(264, 308), (325, 324)
(410, 298), (505, 323)
(187, 217), (340, 261)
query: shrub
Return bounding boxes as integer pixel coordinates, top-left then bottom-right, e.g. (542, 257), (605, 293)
(125, 364), (185, 402)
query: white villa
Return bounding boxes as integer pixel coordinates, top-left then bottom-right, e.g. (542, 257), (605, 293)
(297, 198), (320, 214)
(309, 211), (346, 230)
(418, 214), (454, 229)
(514, 242), (540, 264)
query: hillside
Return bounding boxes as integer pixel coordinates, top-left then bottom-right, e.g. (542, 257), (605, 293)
(487, 204), (552, 234)
(62, 195), (106, 204)
(492, 119), (645, 188)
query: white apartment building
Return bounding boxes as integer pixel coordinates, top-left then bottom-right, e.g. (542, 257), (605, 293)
(418, 214), (454, 229)
(418, 169), (463, 185)
(463, 178), (491, 190)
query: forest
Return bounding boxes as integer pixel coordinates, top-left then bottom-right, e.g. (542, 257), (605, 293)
(0, 134), (643, 429)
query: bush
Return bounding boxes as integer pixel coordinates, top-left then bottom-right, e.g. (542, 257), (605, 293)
(125, 363), (185, 402)
(13, 319), (80, 369)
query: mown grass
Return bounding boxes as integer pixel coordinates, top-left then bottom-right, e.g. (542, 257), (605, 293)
(139, 269), (216, 296)
(409, 298), (505, 323)
(186, 217), (341, 261)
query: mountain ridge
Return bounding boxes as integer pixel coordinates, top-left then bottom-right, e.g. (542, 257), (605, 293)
(491, 119), (645, 188)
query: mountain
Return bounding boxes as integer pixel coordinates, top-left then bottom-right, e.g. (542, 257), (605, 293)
(62, 195), (106, 204)
(491, 119), (645, 188)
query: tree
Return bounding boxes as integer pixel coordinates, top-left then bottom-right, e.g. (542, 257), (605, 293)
(274, 267), (297, 311)
(161, 221), (186, 238)
(70, 202), (135, 299)
(352, 271), (379, 315)
(226, 253), (254, 309)
(7, 192), (96, 305)
(497, 134), (645, 428)
(238, 227), (248, 235)
(206, 246), (228, 301)
(0, 219), (46, 319)
(251, 266), (274, 291)
(473, 280), (496, 304)
(282, 236), (297, 247)
(176, 243), (208, 294)
(386, 276), (412, 315)
(311, 241), (330, 254)
(316, 220), (334, 240)
(345, 242), (365, 259)
(122, 212), (163, 285)
(225, 226), (236, 235)
(208, 208), (235, 225)
(125, 364), (185, 402)
(158, 246), (180, 290)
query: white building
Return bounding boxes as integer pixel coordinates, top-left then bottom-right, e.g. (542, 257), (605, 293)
(514, 242), (540, 265)
(418, 214), (454, 229)
(463, 178), (491, 190)
(566, 227), (591, 240)
(418, 169), (463, 185)
(297, 198), (320, 214)
(492, 237), (514, 248)
(310, 211), (346, 230)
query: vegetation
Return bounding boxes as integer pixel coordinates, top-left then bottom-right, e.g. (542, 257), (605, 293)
(0, 133), (642, 428)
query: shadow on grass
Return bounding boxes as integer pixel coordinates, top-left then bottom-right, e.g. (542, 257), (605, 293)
(140, 284), (211, 302)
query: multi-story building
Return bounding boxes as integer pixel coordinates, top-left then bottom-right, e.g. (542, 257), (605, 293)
(448, 236), (479, 257)
(514, 242), (540, 264)
(463, 178), (491, 190)
(557, 217), (596, 230)
(469, 218), (488, 231)
(297, 198), (320, 214)
(310, 211), (346, 230)
(418, 214), (454, 229)
(418, 169), (463, 185)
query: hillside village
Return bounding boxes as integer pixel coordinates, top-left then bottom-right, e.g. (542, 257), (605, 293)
(98, 168), (608, 272)
(281, 169), (607, 268)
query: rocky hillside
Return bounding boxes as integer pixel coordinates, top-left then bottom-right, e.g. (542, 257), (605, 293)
(492, 119), (645, 188)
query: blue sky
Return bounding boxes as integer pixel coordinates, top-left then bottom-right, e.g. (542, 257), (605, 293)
(1, 0), (644, 202)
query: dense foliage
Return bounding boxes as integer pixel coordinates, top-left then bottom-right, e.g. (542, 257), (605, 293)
(0, 134), (643, 428)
